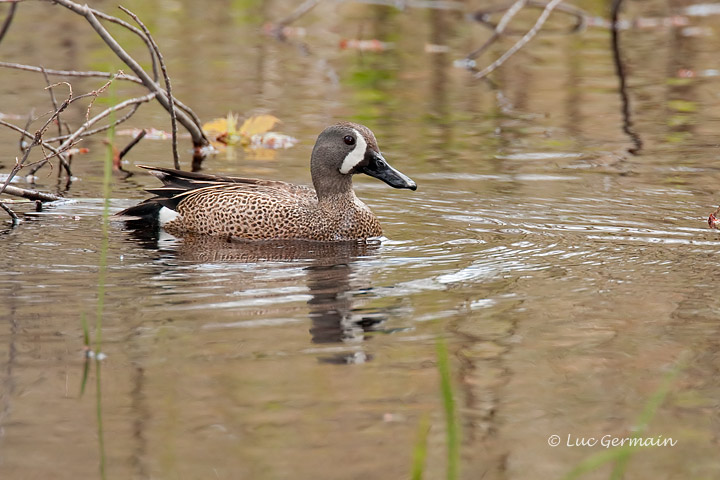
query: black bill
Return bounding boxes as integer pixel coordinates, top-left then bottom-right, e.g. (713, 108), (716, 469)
(360, 151), (417, 190)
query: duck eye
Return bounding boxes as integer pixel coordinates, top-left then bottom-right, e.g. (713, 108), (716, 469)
(343, 135), (355, 146)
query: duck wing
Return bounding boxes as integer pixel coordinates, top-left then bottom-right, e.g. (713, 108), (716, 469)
(117, 165), (315, 218)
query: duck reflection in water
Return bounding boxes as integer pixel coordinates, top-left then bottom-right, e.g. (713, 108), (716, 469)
(122, 228), (387, 364)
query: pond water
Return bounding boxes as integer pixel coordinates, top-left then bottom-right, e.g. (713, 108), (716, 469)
(2, 1), (720, 479)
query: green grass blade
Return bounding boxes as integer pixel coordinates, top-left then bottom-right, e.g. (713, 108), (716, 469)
(562, 353), (687, 480)
(436, 337), (460, 480)
(562, 445), (641, 480)
(609, 355), (686, 479)
(411, 413), (431, 480)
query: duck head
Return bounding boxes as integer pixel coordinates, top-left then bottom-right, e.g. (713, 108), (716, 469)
(311, 122), (417, 197)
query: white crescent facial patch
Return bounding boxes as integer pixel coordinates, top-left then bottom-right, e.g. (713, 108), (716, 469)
(339, 128), (368, 174)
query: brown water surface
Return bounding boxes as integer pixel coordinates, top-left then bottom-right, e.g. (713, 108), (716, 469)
(2, 1), (720, 479)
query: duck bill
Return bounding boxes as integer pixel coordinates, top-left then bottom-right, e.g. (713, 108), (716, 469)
(360, 151), (417, 191)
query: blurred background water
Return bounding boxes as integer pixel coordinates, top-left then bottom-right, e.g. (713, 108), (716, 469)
(2, 0), (720, 478)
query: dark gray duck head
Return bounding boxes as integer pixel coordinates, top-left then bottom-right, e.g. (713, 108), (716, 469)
(310, 122), (417, 199)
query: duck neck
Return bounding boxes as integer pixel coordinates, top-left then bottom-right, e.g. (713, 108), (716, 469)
(311, 166), (355, 204)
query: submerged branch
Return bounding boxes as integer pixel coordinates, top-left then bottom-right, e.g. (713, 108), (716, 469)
(1, 184), (62, 202)
(0, 200), (18, 226)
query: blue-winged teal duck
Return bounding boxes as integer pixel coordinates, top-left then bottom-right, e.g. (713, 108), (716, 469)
(119, 122), (417, 241)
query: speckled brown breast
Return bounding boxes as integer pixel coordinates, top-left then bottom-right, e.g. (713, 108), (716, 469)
(163, 183), (383, 241)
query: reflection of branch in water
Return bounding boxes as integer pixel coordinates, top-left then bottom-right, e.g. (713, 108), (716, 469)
(264, 0), (339, 86)
(0, 2), (17, 45)
(470, 0), (588, 39)
(611, 0), (642, 154)
(467, 0), (528, 61)
(473, 0), (566, 80)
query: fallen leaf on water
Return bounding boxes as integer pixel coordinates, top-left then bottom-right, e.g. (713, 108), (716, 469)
(204, 113), (242, 145)
(240, 114), (280, 137)
(202, 113), (297, 154)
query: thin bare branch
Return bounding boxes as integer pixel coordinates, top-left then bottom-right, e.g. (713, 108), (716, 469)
(118, 129), (146, 160)
(44, 101), (142, 143)
(120, 6), (180, 169)
(45, 0), (208, 149)
(0, 61), (143, 84)
(41, 67), (70, 141)
(90, 7), (159, 81)
(26, 92), (157, 175)
(1, 118), (68, 159)
(0, 61), (202, 125)
(62, 92), (156, 149)
(19, 110), (32, 152)
(0, 2), (18, 45)
(0, 115), (72, 194)
(474, 0), (565, 80)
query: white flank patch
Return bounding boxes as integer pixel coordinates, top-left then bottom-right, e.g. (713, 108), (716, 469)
(339, 128), (367, 174)
(158, 206), (180, 226)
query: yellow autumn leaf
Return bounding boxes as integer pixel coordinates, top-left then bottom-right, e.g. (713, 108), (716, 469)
(202, 113), (239, 136)
(240, 114), (280, 137)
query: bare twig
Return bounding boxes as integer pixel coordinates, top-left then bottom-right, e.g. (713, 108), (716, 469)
(474, 0), (565, 80)
(28, 92), (157, 175)
(44, 101), (142, 143)
(118, 129), (146, 160)
(0, 118), (66, 161)
(0, 61), (202, 126)
(120, 6), (179, 169)
(0, 85), (75, 194)
(63, 92), (156, 148)
(0, 1), (18, 45)
(467, 0), (527, 61)
(0, 61), (143, 84)
(41, 67), (71, 143)
(19, 111), (32, 152)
